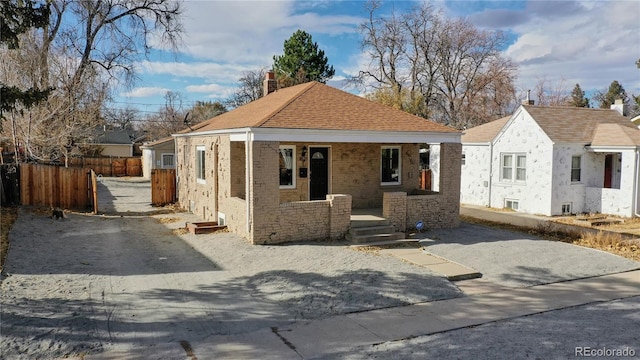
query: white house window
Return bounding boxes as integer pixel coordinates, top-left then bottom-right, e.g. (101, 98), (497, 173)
(461, 153), (466, 166)
(571, 156), (581, 182)
(381, 146), (401, 185)
(501, 153), (526, 182)
(505, 199), (519, 211)
(562, 203), (572, 215)
(196, 146), (205, 183)
(279, 145), (296, 189)
(162, 154), (174, 168)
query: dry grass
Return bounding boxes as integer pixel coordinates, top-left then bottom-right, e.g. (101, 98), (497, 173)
(172, 228), (189, 236)
(158, 217), (180, 224)
(575, 231), (640, 261)
(553, 214), (640, 235)
(462, 215), (639, 261)
(1, 206), (19, 272)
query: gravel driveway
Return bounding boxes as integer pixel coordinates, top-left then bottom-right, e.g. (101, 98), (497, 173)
(0, 179), (460, 359)
(2, 178), (639, 358)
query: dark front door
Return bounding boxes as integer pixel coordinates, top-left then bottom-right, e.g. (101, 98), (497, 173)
(604, 154), (612, 189)
(309, 147), (329, 200)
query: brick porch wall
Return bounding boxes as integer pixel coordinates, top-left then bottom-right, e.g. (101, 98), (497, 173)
(383, 143), (461, 231)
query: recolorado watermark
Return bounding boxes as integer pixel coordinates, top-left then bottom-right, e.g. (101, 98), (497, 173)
(575, 346), (636, 357)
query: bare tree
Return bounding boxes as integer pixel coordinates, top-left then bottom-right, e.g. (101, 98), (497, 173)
(226, 69), (266, 108)
(0, 0), (183, 163)
(104, 106), (139, 130)
(355, 1), (517, 129)
(140, 91), (188, 141)
(531, 77), (570, 106)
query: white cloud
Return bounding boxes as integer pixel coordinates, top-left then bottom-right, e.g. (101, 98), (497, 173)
(120, 87), (169, 98)
(500, 1), (640, 94)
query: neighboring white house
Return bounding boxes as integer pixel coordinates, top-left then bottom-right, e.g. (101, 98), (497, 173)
(88, 127), (134, 157)
(460, 104), (640, 217)
(140, 137), (175, 179)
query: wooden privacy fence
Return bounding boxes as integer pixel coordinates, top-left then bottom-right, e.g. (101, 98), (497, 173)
(67, 157), (142, 177)
(20, 163), (97, 212)
(151, 169), (176, 206)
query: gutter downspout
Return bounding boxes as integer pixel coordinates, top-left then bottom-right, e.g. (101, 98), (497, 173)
(487, 141), (493, 208)
(245, 131), (252, 234)
(634, 149), (640, 217)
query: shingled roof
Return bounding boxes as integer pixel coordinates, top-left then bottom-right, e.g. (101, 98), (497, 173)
(184, 81), (457, 134)
(461, 116), (510, 143)
(462, 105), (638, 145)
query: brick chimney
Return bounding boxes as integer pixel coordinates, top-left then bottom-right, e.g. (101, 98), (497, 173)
(263, 70), (277, 96)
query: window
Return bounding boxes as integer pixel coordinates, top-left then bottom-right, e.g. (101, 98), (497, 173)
(196, 146), (205, 183)
(516, 155), (526, 181)
(562, 203), (572, 215)
(505, 199), (519, 211)
(279, 145), (295, 189)
(162, 154), (174, 168)
(501, 153), (526, 182)
(461, 153), (466, 166)
(571, 156), (581, 182)
(381, 146), (401, 185)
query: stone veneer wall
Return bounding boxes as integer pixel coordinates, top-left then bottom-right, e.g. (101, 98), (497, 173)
(176, 135), (227, 222)
(276, 201), (330, 243)
(383, 143), (461, 230)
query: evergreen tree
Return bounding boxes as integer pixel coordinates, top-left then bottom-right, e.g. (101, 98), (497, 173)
(273, 30), (335, 87)
(569, 84), (589, 107)
(594, 80), (628, 108)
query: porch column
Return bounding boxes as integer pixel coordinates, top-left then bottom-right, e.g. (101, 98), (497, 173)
(249, 141), (280, 244)
(438, 142), (461, 227)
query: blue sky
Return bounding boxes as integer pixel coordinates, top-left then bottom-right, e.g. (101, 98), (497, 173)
(113, 0), (640, 114)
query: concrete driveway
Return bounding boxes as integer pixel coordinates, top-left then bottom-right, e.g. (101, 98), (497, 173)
(420, 222), (640, 287)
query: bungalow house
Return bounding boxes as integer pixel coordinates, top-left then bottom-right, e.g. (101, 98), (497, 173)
(173, 74), (462, 244)
(461, 103), (640, 217)
(88, 127), (135, 157)
(141, 137), (175, 179)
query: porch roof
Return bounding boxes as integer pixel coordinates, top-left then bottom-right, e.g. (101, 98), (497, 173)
(591, 123), (640, 147)
(176, 82), (459, 136)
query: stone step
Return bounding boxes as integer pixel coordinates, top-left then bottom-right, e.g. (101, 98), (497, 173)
(349, 225), (395, 236)
(346, 232), (405, 244)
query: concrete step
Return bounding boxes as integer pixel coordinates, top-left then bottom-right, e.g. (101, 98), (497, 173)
(346, 232), (405, 244)
(350, 218), (390, 228)
(349, 225), (395, 236)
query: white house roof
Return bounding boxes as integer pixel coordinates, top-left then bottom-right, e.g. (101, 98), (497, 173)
(461, 116), (510, 143)
(462, 105), (639, 145)
(591, 123), (640, 146)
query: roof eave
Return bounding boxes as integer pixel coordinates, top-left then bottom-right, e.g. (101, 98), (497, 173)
(174, 127), (460, 144)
